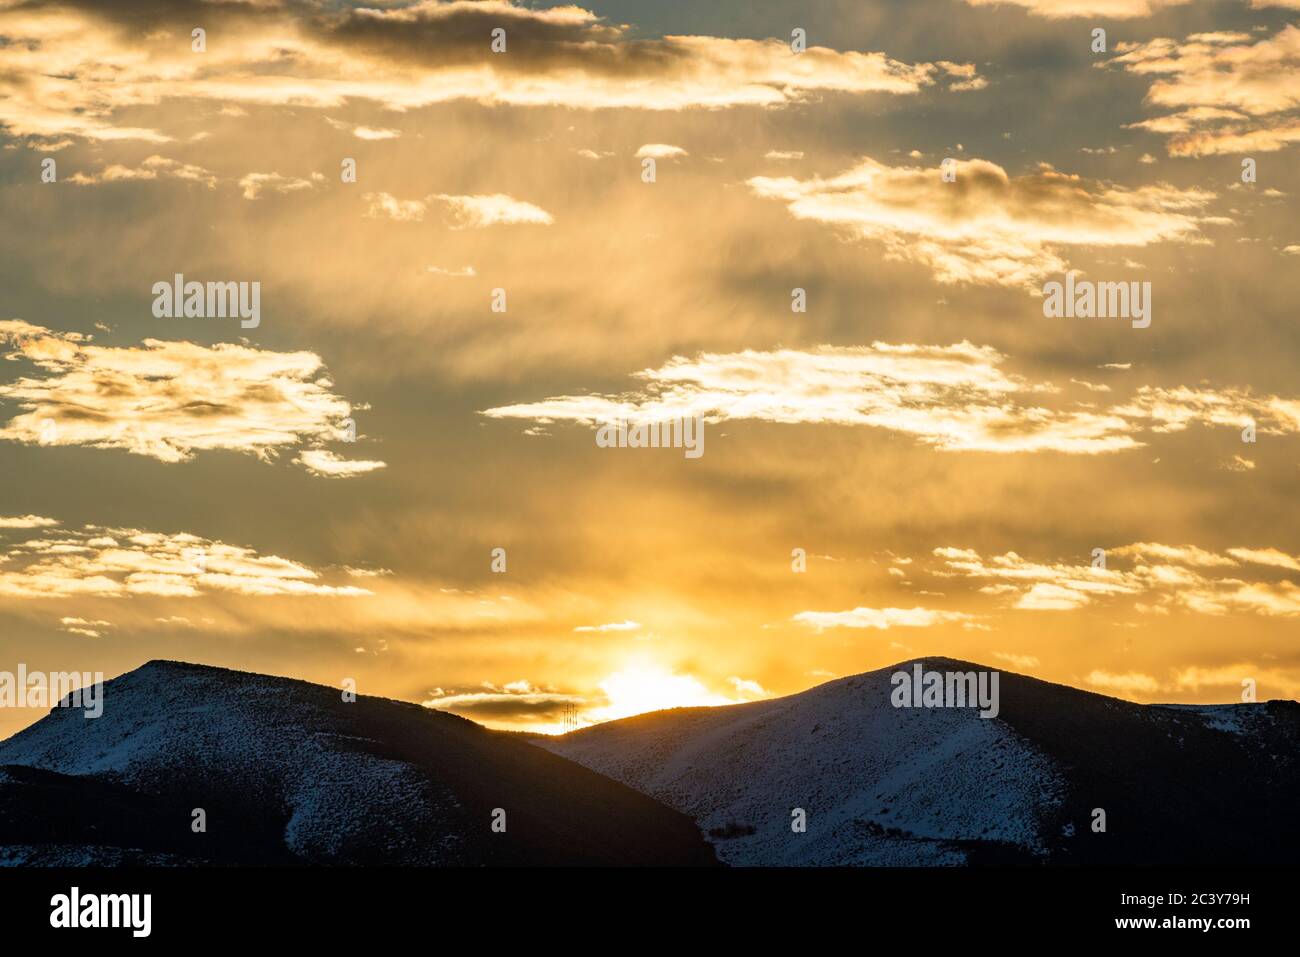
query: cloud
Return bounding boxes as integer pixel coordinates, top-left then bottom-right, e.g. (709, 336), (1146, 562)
(365, 192), (553, 227)
(431, 193), (554, 228)
(635, 143), (688, 159)
(1106, 27), (1300, 156)
(425, 265), (477, 278)
(792, 605), (976, 631)
(963, 0), (1191, 17)
(1226, 547), (1300, 573)
(993, 652), (1041, 669)
(67, 155), (217, 189)
(154, 615), (210, 628)
(483, 342), (1144, 454)
(937, 60), (988, 91)
(422, 682), (581, 720)
(1113, 542), (1238, 568)
(324, 116), (401, 140)
(0, 321), (375, 471)
(1085, 662), (1300, 700)
(934, 542), (1300, 618)
(727, 676), (771, 698)
(365, 192), (428, 222)
(59, 616), (113, 638)
(1112, 386), (1300, 437)
(0, 524), (370, 599)
(0, 1), (979, 143)
(239, 172), (323, 200)
(1071, 379), (1111, 393)
(748, 156), (1215, 288)
(294, 449), (387, 478)
(1172, 663), (1264, 692)
(935, 547), (1144, 610)
(1015, 582), (1098, 610)
(343, 566), (393, 579)
(1085, 670), (1162, 694)
(574, 620), (641, 632)
(0, 515), (59, 529)
(484, 341), (1300, 461)
(352, 126), (399, 140)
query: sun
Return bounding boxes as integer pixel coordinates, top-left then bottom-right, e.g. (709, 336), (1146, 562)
(586, 659), (734, 724)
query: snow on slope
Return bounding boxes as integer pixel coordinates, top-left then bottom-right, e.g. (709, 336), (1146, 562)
(1156, 703), (1271, 736)
(0, 661), (463, 864)
(0, 660), (719, 866)
(541, 658), (1067, 866)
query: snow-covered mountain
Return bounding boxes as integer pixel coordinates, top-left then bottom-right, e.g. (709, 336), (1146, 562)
(3, 656), (1292, 867)
(539, 657), (1300, 866)
(0, 660), (717, 866)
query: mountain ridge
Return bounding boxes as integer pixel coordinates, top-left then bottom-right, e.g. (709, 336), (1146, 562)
(540, 655), (1300, 866)
(2, 655), (1294, 867)
(0, 658), (718, 866)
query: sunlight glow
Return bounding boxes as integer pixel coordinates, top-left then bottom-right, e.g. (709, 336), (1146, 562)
(586, 661), (735, 723)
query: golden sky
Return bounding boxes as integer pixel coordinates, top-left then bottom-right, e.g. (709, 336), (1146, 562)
(0, 0), (1298, 737)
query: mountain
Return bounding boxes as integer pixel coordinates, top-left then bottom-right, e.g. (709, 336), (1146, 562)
(0, 660), (717, 866)
(538, 657), (1300, 866)
(5, 656), (1292, 868)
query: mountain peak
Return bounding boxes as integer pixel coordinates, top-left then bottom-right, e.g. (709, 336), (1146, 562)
(0, 663), (717, 866)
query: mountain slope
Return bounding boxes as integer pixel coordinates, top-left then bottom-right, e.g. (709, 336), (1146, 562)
(0, 660), (717, 866)
(539, 657), (1300, 866)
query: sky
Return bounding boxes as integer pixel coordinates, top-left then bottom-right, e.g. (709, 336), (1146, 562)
(0, 0), (1298, 737)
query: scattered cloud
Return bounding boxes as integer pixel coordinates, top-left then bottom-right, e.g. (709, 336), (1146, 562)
(423, 680), (582, 721)
(574, 620), (641, 632)
(239, 172), (323, 200)
(432, 193), (554, 228)
(1107, 27), (1300, 156)
(1085, 670), (1163, 694)
(0, 515), (60, 529)
(792, 605), (976, 631)
(486, 341), (1300, 456)
(294, 449), (387, 478)
(993, 652), (1041, 669)
(0, 1), (979, 143)
(748, 156), (1215, 288)
(635, 143), (688, 160)
(0, 524), (371, 599)
(67, 156), (217, 189)
(0, 320), (374, 471)
(933, 541), (1300, 618)
(58, 616), (113, 638)
(727, 676), (771, 698)
(1112, 385), (1300, 437)
(483, 342), (1142, 453)
(365, 192), (552, 227)
(963, 0), (1191, 18)
(365, 192), (428, 222)
(355, 126), (400, 141)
